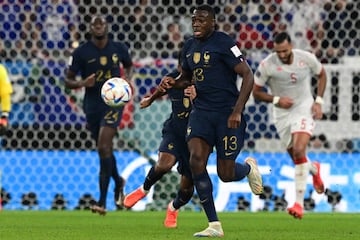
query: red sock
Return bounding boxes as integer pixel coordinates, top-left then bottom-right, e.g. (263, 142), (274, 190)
(294, 156), (307, 165)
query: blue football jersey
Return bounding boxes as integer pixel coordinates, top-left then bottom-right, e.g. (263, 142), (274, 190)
(181, 31), (245, 112)
(164, 70), (192, 136)
(68, 40), (132, 113)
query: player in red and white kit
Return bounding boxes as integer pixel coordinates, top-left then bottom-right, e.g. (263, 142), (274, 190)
(253, 31), (327, 219)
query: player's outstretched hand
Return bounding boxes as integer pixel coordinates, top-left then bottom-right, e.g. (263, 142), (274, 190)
(227, 112), (241, 129)
(277, 96), (293, 109)
(83, 73), (96, 87)
(0, 116), (9, 136)
(140, 96), (152, 109)
(312, 103), (323, 120)
(158, 76), (175, 92)
(184, 85), (197, 101)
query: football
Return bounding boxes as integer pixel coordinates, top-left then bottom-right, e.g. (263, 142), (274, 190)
(101, 77), (132, 107)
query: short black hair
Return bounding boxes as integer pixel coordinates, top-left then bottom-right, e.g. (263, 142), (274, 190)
(195, 5), (216, 20)
(274, 32), (291, 44)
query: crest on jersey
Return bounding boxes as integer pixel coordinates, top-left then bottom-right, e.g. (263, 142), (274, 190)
(100, 56), (107, 65)
(167, 143), (174, 150)
(112, 54), (119, 64)
(183, 98), (190, 108)
(193, 52), (200, 64)
(204, 51), (210, 64)
(187, 126), (192, 136)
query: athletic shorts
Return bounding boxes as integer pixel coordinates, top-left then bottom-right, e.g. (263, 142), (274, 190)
(86, 108), (124, 142)
(159, 128), (192, 179)
(186, 108), (246, 160)
(275, 114), (315, 148)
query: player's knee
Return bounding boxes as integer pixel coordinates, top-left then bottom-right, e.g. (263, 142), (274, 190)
(217, 161), (235, 182)
(189, 155), (206, 173)
(156, 153), (176, 172)
(218, 173), (233, 182)
(97, 145), (112, 158)
(291, 146), (306, 159)
(154, 162), (173, 173)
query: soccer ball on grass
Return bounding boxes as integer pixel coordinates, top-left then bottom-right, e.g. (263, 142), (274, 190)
(101, 77), (132, 108)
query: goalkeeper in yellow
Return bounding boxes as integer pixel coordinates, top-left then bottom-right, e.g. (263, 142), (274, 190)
(0, 63), (12, 136)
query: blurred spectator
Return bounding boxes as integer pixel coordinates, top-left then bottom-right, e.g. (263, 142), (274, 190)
(335, 138), (354, 153)
(160, 15), (191, 52)
(166, 22), (183, 48)
(19, 12), (43, 61)
(227, 0), (283, 69)
(280, 0), (324, 51)
(312, 0), (359, 64)
(217, 1), (238, 39)
(309, 134), (330, 150)
(236, 0), (280, 50)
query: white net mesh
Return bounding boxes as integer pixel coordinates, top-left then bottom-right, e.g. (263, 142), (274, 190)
(0, 0), (359, 211)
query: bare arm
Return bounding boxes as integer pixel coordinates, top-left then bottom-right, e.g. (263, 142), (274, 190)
(233, 61), (253, 114)
(312, 66), (327, 119)
(253, 84), (294, 109)
(253, 84), (273, 103)
(158, 70), (192, 92)
(228, 61), (254, 128)
(315, 67), (327, 98)
(123, 65), (133, 82)
(64, 70), (96, 89)
(140, 86), (167, 109)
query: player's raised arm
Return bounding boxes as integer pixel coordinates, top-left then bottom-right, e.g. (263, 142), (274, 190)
(140, 81), (168, 109)
(158, 70), (192, 92)
(64, 71), (96, 89)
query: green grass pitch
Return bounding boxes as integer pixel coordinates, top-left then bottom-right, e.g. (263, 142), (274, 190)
(0, 210), (359, 239)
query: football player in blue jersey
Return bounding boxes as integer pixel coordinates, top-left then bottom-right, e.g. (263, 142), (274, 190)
(64, 15), (133, 215)
(159, 5), (263, 237)
(124, 49), (196, 228)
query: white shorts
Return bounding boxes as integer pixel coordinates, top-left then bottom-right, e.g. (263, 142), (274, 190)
(275, 115), (315, 149)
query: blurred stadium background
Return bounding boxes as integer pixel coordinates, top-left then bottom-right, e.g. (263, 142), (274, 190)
(0, 0), (359, 213)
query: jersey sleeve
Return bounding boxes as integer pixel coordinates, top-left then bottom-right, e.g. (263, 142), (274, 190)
(180, 39), (192, 74)
(67, 47), (82, 74)
(166, 69), (180, 79)
(220, 36), (245, 69)
(254, 60), (269, 87)
(304, 51), (322, 75)
(118, 43), (133, 68)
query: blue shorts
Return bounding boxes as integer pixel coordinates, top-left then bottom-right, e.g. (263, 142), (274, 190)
(186, 108), (246, 160)
(159, 127), (192, 179)
(86, 108), (124, 142)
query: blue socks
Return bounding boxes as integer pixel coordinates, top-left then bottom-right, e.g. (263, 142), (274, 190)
(143, 166), (164, 191)
(193, 171), (218, 222)
(234, 162), (251, 181)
